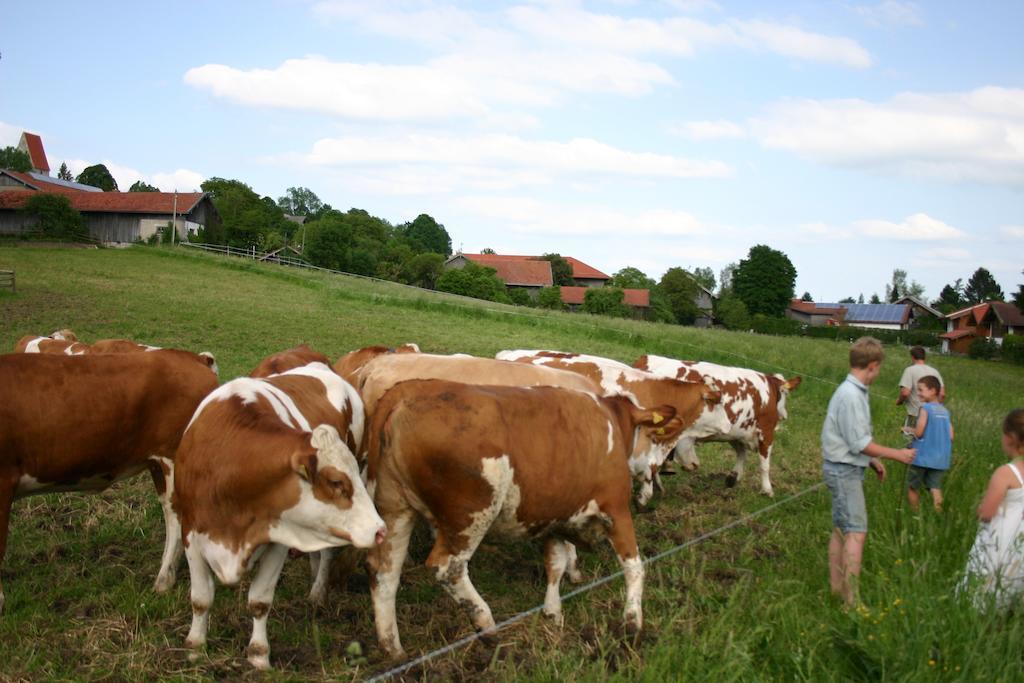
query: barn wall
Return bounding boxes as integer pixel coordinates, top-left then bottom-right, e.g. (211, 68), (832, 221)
(85, 213), (142, 243)
(0, 210), (37, 233)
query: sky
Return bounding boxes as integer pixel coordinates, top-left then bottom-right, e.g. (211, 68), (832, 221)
(1, 0), (1022, 302)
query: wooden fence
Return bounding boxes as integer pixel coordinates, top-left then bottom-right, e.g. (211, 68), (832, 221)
(0, 269), (14, 293)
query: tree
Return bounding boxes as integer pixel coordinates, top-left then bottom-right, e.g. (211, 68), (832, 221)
(857, 293), (865, 304)
(400, 252), (445, 289)
(801, 292), (814, 302)
(609, 266), (654, 290)
(201, 177), (293, 248)
(76, 164), (118, 191)
(128, 179), (159, 192)
(507, 287), (532, 306)
(884, 268), (925, 302)
(277, 187), (324, 218)
(1013, 270), (1024, 313)
(934, 279), (964, 313)
(537, 286), (565, 310)
(838, 296), (856, 304)
(714, 291), (750, 330)
(0, 146), (31, 172)
(718, 262), (738, 294)
(400, 214), (452, 256)
(481, 247), (496, 255)
(869, 293), (881, 304)
(963, 267), (1005, 304)
(691, 266), (716, 292)
(731, 245), (797, 317)
(57, 162), (73, 181)
(435, 262), (510, 303)
(582, 287), (630, 318)
(21, 193), (86, 239)
(303, 208), (389, 273)
(660, 267), (702, 325)
(539, 253), (574, 286)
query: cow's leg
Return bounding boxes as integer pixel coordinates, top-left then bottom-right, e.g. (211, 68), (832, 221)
(0, 478), (13, 615)
(677, 438), (700, 470)
(758, 438), (775, 498)
(431, 546), (494, 634)
(246, 543), (289, 670)
(542, 538), (572, 625)
(149, 458), (182, 593)
(368, 509), (415, 659)
(605, 507), (644, 633)
(308, 547), (333, 605)
(184, 541), (216, 656)
(725, 442), (747, 488)
(565, 541), (584, 584)
(636, 470), (655, 507)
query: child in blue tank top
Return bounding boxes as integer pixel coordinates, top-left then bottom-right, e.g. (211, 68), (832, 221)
(905, 375), (954, 511)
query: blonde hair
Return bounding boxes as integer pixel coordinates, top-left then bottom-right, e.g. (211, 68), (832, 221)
(849, 337), (885, 369)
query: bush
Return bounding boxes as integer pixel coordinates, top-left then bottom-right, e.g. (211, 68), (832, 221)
(1000, 334), (1024, 365)
(968, 337), (999, 360)
(21, 193), (87, 239)
(537, 286), (565, 311)
(507, 287), (533, 307)
(582, 287), (630, 318)
(750, 314), (802, 336)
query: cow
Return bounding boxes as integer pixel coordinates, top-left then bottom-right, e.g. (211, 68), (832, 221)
(90, 339), (162, 354)
(331, 342), (420, 387)
(496, 349), (730, 502)
(633, 355), (801, 497)
(14, 329), (89, 355)
(249, 344), (331, 378)
(365, 379), (683, 658)
(173, 361), (386, 670)
(0, 350), (220, 614)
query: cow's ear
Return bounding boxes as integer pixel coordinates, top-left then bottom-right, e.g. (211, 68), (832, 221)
(633, 403), (682, 440)
(290, 449), (319, 484)
(784, 376), (802, 391)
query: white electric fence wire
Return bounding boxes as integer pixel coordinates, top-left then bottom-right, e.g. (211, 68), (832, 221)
(362, 481), (826, 683)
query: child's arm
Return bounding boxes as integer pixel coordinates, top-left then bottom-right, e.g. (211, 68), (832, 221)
(949, 422), (954, 441)
(913, 409), (928, 439)
(977, 466), (1013, 522)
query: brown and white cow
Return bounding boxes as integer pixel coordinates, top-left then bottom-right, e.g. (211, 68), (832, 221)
(14, 329), (89, 355)
(249, 344), (331, 378)
(633, 355), (801, 497)
(331, 342), (420, 387)
(365, 379), (680, 658)
(0, 350), (219, 614)
(173, 361), (385, 670)
(496, 350), (730, 503)
(89, 338), (162, 354)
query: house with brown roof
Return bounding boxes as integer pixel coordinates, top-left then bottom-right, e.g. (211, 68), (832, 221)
(17, 132), (50, 176)
(559, 285), (650, 318)
(0, 170), (221, 244)
(940, 301), (1024, 354)
(788, 299), (847, 327)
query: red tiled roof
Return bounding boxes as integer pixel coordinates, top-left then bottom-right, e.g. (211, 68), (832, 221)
(564, 256), (610, 280)
(459, 253), (610, 282)
(462, 254), (553, 287)
(560, 286), (650, 307)
(946, 302), (989, 323)
(0, 189), (206, 214)
(940, 328), (975, 340)
(789, 299), (845, 316)
(20, 133), (49, 172)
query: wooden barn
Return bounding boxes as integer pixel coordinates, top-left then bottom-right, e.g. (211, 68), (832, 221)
(0, 170), (220, 244)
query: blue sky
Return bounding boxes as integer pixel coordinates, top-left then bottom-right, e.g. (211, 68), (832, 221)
(2, 0), (1022, 302)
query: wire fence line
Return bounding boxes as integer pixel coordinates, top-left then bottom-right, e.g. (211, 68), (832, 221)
(175, 242), (896, 401)
(362, 481), (827, 683)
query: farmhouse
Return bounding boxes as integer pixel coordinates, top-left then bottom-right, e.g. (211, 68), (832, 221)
(559, 285), (651, 319)
(0, 170), (221, 244)
(786, 299), (940, 331)
(940, 301), (1024, 354)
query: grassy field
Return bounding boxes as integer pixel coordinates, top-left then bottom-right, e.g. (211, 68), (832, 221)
(1, 245), (1022, 682)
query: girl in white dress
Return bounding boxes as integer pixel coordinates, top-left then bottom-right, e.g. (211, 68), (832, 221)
(960, 408), (1024, 609)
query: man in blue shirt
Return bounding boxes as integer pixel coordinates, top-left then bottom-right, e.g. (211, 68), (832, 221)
(822, 337), (915, 606)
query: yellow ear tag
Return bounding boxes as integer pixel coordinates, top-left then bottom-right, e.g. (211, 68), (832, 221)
(652, 412), (664, 424)
(657, 427), (665, 435)
(298, 465), (311, 481)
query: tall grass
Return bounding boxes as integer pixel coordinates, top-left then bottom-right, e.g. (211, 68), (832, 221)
(1, 245), (1022, 681)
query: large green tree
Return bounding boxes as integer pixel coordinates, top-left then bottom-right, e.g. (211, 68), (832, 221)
(540, 253), (575, 286)
(400, 252), (446, 289)
(0, 146), (31, 172)
(537, 286), (565, 310)
(435, 262), (510, 303)
(934, 278), (964, 313)
(582, 287), (630, 318)
(885, 268), (925, 302)
(400, 214), (452, 256)
(731, 245), (797, 317)
(200, 177), (292, 248)
(128, 179), (159, 192)
(76, 164), (118, 191)
(303, 208), (390, 275)
(691, 266), (716, 292)
(963, 267), (1005, 304)
(277, 186), (324, 219)
(659, 267), (702, 325)
(609, 266), (673, 323)
(714, 291), (750, 330)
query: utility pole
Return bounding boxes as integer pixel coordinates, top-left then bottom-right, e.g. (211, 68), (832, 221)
(171, 191), (178, 246)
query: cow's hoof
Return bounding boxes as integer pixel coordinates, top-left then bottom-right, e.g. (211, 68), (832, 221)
(762, 489), (775, 498)
(623, 612), (643, 635)
(567, 569), (585, 584)
(683, 462), (699, 471)
(184, 642), (205, 661)
(542, 609), (565, 628)
(153, 572), (175, 594)
(725, 473), (739, 488)
(247, 655), (271, 671)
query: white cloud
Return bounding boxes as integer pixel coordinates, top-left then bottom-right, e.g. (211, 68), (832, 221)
(751, 87), (1024, 186)
(672, 119), (745, 140)
(1000, 225), (1024, 239)
(64, 158), (204, 192)
(911, 247), (972, 269)
(853, 213), (965, 240)
(665, 0), (722, 12)
(298, 133), (733, 180)
(853, 1), (923, 28)
(454, 195), (708, 237)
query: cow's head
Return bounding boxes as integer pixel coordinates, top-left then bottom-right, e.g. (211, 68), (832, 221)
(278, 424), (386, 551)
(768, 375), (801, 421)
(51, 329), (77, 342)
(333, 343), (420, 386)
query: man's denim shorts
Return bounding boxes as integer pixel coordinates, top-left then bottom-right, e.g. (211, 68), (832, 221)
(823, 460), (868, 533)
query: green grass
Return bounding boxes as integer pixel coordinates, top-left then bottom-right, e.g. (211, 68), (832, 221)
(1, 245), (1022, 681)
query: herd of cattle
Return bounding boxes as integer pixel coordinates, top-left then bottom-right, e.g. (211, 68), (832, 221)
(1, 330), (800, 670)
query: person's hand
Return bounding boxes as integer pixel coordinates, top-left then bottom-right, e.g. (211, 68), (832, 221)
(898, 448), (916, 464)
(870, 458), (886, 482)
